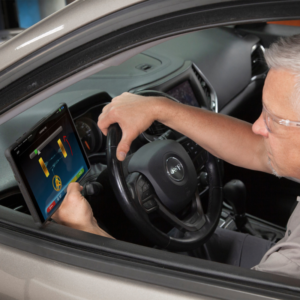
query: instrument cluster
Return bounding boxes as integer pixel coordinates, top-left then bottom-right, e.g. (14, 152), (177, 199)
(75, 117), (103, 156)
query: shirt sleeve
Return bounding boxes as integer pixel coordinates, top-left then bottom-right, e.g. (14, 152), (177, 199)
(253, 249), (300, 279)
(253, 202), (300, 279)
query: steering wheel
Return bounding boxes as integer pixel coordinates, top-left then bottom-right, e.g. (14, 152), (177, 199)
(106, 91), (222, 251)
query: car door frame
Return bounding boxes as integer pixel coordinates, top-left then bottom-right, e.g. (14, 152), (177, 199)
(1, 0), (300, 299)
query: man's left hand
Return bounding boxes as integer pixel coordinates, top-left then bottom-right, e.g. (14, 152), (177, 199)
(52, 182), (114, 239)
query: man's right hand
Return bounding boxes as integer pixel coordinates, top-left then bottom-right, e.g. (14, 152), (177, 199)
(98, 92), (171, 161)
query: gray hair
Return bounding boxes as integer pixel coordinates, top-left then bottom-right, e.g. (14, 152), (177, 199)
(264, 34), (300, 113)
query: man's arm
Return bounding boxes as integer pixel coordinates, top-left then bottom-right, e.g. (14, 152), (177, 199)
(52, 183), (114, 239)
(98, 93), (270, 173)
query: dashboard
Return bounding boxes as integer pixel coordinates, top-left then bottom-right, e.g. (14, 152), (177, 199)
(72, 73), (210, 157)
(0, 26), (268, 194)
(71, 63), (212, 152)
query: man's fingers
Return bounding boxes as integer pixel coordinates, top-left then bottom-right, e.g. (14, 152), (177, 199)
(98, 93), (158, 161)
(116, 130), (136, 161)
(101, 103), (111, 113)
(66, 182), (82, 194)
(98, 110), (114, 136)
(59, 183), (84, 212)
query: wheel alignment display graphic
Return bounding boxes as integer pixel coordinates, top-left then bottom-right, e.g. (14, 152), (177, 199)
(33, 127), (71, 191)
(52, 175), (62, 191)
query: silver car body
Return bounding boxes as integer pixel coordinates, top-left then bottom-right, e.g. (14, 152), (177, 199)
(1, 0), (300, 299)
(0, 0), (145, 71)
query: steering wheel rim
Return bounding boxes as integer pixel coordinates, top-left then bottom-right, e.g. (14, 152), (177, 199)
(106, 91), (223, 251)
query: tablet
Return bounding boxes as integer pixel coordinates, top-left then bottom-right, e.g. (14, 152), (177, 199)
(5, 104), (90, 225)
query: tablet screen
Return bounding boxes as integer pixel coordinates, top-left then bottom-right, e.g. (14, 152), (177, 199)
(11, 104), (90, 222)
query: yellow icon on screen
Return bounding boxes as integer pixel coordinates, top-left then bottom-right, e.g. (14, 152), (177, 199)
(39, 157), (49, 177)
(52, 175), (62, 191)
(57, 139), (67, 158)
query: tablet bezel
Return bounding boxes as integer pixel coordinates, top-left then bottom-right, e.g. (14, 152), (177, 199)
(5, 103), (91, 225)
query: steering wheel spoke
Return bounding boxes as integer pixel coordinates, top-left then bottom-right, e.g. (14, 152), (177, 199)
(135, 174), (158, 213)
(125, 172), (158, 215)
(177, 137), (208, 170)
(157, 192), (206, 232)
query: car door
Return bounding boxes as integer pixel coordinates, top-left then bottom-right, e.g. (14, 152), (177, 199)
(1, 1), (300, 299)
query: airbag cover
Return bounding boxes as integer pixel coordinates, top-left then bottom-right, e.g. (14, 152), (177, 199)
(128, 140), (197, 213)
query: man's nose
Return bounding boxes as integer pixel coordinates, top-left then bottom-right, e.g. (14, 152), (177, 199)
(252, 113), (269, 137)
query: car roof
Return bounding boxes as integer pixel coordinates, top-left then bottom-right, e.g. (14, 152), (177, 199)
(0, 0), (145, 72)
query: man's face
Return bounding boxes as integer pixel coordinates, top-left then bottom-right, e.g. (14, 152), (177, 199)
(252, 68), (300, 179)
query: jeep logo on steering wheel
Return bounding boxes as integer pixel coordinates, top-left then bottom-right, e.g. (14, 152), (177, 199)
(166, 157), (185, 181)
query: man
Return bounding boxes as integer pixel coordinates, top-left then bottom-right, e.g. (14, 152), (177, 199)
(53, 34), (300, 278)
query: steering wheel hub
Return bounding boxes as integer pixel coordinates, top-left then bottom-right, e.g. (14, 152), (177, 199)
(128, 139), (197, 213)
(166, 157), (185, 181)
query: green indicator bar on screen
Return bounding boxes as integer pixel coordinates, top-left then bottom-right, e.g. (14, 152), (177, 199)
(70, 167), (84, 183)
(78, 167), (84, 177)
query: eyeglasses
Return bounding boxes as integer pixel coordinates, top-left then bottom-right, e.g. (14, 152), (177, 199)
(262, 104), (300, 134)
